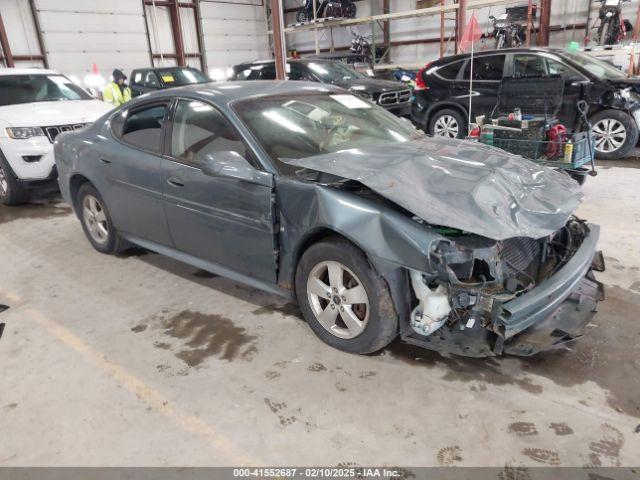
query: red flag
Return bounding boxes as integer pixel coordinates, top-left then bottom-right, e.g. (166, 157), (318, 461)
(458, 14), (483, 53)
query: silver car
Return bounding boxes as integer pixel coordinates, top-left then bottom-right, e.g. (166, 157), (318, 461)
(54, 81), (604, 357)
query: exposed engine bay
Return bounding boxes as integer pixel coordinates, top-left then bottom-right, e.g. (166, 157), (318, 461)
(407, 218), (603, 357)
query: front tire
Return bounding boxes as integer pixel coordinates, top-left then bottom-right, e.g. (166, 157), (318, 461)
(77, 183), (129, 254)
(295, 238), (398, 354)
(591, 109), (638, 160)
(429, 108), (466, 139)
(0, 153), (28, 206)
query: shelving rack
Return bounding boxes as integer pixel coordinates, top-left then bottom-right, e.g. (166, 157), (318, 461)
(267, 0), (640, 77)
(267, 0), (542, 77)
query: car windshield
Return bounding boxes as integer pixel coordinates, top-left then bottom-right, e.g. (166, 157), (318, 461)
(562, 51), (627, 80)
(156, 68), (210, 86)
(305, 61), (366, 82)
(0, 74), (91, 106)
(234, 92), (423, 173)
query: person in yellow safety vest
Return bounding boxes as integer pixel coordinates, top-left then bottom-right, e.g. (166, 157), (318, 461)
(102, 69), (131, 107)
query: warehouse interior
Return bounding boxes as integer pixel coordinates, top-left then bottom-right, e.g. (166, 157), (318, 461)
(1, 0), (640, 476)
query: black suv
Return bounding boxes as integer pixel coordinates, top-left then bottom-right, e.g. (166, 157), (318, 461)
(230, 59), (412, 116)
(411, 47), (640, 160)
(129, 67), (210, 97)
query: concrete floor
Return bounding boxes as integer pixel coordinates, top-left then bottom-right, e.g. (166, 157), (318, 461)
(0, 159), (639, 468)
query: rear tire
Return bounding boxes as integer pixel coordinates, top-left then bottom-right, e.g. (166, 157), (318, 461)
(0, 152), (28, 206)
(591, 109), (638, 160)
(295, 238), (398, 354)
(77, 183), (130, 254)
(429, 108), (466, 139)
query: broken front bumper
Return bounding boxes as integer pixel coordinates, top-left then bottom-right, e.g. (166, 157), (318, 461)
(494, 224), (604, 356)
(399, 223), (604, 358)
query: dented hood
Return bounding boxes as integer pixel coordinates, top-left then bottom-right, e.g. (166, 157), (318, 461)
(281, 136), (584, 240)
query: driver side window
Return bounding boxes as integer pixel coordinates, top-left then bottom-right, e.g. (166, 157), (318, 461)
(170, 100), (249, 167)
(145, 71), (160, 88)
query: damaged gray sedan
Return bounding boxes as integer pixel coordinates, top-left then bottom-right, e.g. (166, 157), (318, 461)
(54, 81), (605, 357)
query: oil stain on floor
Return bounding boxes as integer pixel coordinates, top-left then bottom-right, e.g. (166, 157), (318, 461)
(160, 310), (257, 367)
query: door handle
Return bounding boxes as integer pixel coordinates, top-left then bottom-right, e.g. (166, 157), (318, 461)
(167, 176), (185, 187)
(99, 157), (111, 164)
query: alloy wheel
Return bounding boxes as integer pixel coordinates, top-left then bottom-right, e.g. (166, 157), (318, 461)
(433, 114), (459, 138)
(0, 164), (7, 198)
(307, 260), (370, 339)
(82, 194), (109, 245)
(593, 118), (627, 153)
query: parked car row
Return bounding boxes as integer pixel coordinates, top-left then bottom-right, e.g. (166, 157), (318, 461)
(2, 47), (638, 207)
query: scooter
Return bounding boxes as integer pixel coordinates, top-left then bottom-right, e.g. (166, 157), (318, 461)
(489, 12), (525, 49)
(594, 0), (633, 46)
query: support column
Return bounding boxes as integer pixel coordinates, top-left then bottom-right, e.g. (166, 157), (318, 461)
(169, 0), (186, 66)
(0, 14), (14, 67)
(455, 0), (467, 54)
(194, 0), (207, 71)
(270, 0), (286, 80)
(539, 0), (552, 46)
(28, 0), (49, 68)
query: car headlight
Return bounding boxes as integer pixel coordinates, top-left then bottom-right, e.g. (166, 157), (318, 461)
(6, 127), (45, 139)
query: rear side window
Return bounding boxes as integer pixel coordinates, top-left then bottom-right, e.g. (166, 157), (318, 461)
(234, 65), (275, 80)
(435, 61), (463, 80)
(462, 55), (505, 81)
(113, 104), (167, 153)
(514, 55), (547, 77)
(170, 99), (249, 166)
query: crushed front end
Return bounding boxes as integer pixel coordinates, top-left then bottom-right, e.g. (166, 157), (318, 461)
(402, 218), (605, 357)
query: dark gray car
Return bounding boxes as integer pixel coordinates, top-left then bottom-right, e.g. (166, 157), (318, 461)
(54, 81), (604, 357)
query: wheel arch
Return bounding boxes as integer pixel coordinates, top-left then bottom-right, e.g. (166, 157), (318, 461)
(288, 226), (370, 292)
(68, 174), (93, 215)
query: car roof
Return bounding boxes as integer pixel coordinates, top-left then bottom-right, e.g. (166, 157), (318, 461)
(130, 80), (344, 106)
(432, 47), (563, 65)
(234, 58), (340, 68)
(0, 68), (60, 76)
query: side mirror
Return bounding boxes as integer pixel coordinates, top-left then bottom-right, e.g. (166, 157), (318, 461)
(200, 151), (273, 187)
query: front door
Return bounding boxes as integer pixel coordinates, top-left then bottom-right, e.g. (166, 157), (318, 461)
(546, 56), (587, 130)
(104, 102), (173, 246)
(451, 54), (505, 120)
(162, 99), (277, 283)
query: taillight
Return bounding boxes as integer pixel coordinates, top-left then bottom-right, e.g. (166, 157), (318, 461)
(415, 62), (431, 91)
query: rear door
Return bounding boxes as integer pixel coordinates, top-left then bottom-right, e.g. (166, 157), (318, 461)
(451, 54), (505, 119)
(161, 98), (277, 283)
(105, 101), (173, 246)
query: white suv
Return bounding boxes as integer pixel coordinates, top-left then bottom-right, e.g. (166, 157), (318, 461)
(0, 69), (113, 205)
